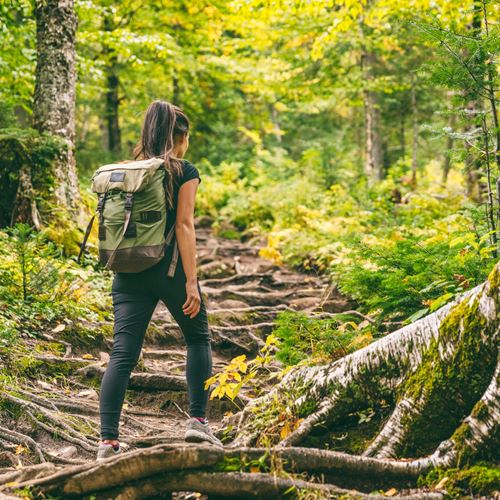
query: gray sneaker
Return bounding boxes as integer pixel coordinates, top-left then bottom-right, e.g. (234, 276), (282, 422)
(184, 418), (223, 447)
(96, 442), (122, 461)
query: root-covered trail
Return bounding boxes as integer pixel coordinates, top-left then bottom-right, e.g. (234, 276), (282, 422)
(0, 223), (369, 497)
(2, 224), (495, 498)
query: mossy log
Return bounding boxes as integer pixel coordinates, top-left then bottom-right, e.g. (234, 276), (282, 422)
(229, 262), (500, 469)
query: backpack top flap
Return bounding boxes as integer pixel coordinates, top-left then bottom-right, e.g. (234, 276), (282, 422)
(91, 157), (165, 194)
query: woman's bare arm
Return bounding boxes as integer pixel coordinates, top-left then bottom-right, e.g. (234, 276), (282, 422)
(175, 178), (201, 318)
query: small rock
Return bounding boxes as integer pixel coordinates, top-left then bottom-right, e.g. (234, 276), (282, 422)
(52, 446), (77, 459)
(52, 324), (66, 333)
(76, 389), (99, 400)
(199, 261), (235, 279)
(385, 488), (397, 497)
(100, 352), (110, 363)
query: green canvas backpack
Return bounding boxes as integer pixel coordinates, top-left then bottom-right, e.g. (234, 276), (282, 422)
(77, 157), (179, 276)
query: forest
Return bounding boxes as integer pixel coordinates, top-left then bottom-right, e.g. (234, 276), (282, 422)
(0, 0), (498, 498)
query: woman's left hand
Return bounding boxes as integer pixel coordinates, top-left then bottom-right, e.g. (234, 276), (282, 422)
(183, 279), (201, 318)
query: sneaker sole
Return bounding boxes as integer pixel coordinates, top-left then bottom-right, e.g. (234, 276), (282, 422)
(184, 429), (223, 447)
(96, 449), (122, 461)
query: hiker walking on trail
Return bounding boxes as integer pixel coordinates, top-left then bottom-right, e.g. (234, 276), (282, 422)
(94, 100), (222, 460)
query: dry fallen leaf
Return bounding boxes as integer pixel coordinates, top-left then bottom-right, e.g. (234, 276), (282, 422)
(436, 477), (449, 490)
(52, 324), (66, 333)
(385, 488), (397, 497)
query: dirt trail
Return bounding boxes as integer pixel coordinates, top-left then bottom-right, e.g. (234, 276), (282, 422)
(0, 223), (351, 468)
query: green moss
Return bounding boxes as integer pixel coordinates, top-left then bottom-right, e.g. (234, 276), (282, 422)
(11, 353), (86, 379)
(34, 342), (65, 356)
(419, 464), (500, 497)
(41, 223), (83, 257)
(58, 323), (110, 353)
(470, 400), (488, 421)
(398, 294), (497, 457)
(0, 128), (62, 227)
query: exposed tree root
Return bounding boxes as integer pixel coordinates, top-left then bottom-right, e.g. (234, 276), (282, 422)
(76, 364), (187, 391)
(228, 263), (500, 471)
(0, 463), (58, 487)
(0, 443), (444, 499)
(100, 471), (384, 499)
(0, 390), (99, 455)
(202, 286), (304, 306)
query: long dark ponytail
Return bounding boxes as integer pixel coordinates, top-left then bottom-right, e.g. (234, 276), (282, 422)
(133, 100), (190, 210)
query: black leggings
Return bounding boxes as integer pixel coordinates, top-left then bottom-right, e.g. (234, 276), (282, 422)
(99, 247), (212, 440)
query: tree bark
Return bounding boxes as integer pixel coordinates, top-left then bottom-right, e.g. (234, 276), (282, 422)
(410, 75), (418, 188)
(362, 51), (384, 185)
(463, 0), (484, 203)
(103, 14), (121, 156)
(33, 0), (81, 217)
(10, 164), (42, 230)
(442, 95), (456, 184)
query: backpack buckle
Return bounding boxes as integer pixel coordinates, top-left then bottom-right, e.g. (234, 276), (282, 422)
(124, 193), (133, 211)
(97, 193), (106, 212)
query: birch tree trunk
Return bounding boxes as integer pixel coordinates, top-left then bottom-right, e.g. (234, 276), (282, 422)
(229, 262), (500, 469)
(33, 0), (81, 217)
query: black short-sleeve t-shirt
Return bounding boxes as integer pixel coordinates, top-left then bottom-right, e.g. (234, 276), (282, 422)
(164, 159), (201, 234)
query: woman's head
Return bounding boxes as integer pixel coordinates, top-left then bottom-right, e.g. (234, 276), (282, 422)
(134, 100), (190, 161)
(133, 100), (190, 209)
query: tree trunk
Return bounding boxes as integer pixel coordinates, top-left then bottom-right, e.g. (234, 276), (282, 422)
(410, 75), (418, 188)
(10, 164), (42, 230)
(229, 262), (499, 469)
(103, 15), (121, 156)
(33, 0), (81, 217)
(362, 51), (384, 185)
(173, 74), (181, 106)
(442, 96), (456, 184)
(464, 0), (484, 203)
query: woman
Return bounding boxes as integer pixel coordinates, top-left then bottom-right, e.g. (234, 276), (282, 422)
(97, 100), (222, 461)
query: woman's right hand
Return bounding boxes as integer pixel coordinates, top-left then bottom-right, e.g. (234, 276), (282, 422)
(183, 278), (201, 318)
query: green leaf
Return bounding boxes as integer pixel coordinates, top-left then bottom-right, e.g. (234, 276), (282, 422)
(430, 293), (454, 312)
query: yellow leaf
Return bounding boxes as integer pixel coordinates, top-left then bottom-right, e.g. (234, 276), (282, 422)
(204, 377), (216, 389)
(226, 383), (238, 400)
(250, 465), (260, 473)
(82, 354), (94, 360)
(211, 385), (221, 399)
(280, 422), (291, 440)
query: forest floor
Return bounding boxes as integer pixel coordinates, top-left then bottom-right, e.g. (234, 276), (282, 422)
(80, 221), (349, 452)
(0, 220), (364, 498)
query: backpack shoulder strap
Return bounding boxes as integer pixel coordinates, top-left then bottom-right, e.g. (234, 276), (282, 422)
(77, 193), (106, 263)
